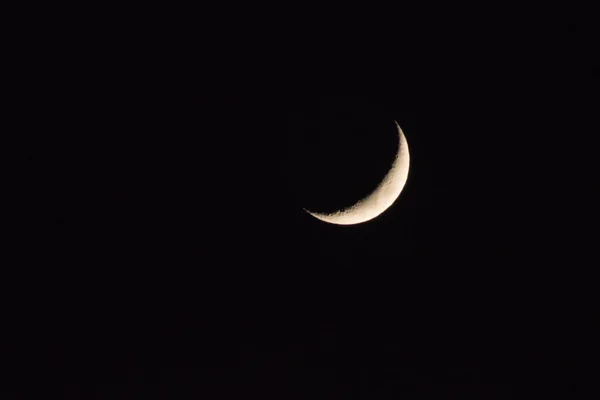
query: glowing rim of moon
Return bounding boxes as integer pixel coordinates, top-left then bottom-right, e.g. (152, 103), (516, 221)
(303, 121), (410, 225)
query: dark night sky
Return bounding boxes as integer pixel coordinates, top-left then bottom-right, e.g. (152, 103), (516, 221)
(6, 13), (599, 399)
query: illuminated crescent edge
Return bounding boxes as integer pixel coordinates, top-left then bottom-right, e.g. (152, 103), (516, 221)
(304, 121), (410, 225)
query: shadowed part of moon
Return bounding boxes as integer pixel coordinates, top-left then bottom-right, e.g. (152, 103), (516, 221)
(304, 121), (410, 225)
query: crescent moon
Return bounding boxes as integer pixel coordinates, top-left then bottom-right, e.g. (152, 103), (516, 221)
(304, 121), (410, 225)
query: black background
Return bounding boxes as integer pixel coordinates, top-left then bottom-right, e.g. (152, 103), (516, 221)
(5, 10), (599, 399)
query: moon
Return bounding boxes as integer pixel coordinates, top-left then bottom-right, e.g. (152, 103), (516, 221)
(304, 121), (410, 225)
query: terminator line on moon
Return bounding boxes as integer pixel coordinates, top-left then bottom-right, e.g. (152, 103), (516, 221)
(304, 121), (410, 225)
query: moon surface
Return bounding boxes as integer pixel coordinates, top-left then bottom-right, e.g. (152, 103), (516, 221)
(304, 121), (410, 225)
